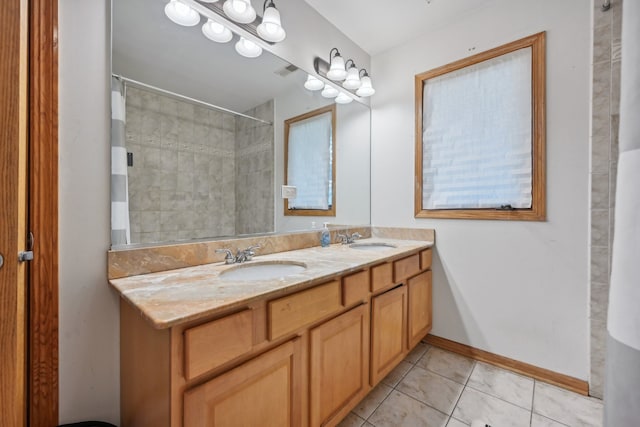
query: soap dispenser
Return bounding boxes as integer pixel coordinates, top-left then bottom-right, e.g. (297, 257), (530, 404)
(321, 222), (331, 247)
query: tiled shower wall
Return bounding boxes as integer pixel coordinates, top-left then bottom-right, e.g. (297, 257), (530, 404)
(125, 88), (273, 244)
(235, 100), (275, 235)
(590, 0), (622, 398)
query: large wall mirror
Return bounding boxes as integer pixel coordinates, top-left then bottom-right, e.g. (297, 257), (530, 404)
(111, 0), (371, 248)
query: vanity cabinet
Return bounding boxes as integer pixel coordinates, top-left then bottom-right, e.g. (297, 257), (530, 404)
(184, 339), (302, 427)
(119, 247), (433, 427)
(370, 285), (408, 386)
(309, 304), (369, 426)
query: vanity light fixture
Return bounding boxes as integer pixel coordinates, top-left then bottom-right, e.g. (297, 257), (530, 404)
(356, 69), (376, 97)
(304, 74), (324, 91)
(326, 48), (347, 81)
(335, 92), (353, 104)
(235, 37), (262, 58)
(257, 0), (286, 42)
(200, 0), (219, 2)
(223, 0), (257, 24)
(321, 84), (339, 98)
(164, 0), (200, 26)
(202, 19), (233, 43)
(342, 60), (362, 90)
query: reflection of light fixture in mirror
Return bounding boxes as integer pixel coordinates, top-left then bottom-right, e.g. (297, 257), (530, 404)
(235, 37), (262, 58)
(257, 0), (286, 42)
(342, 60), (362, 90)
(164, 0), (200, 26)
(202, 19), (233, 43)
(326, 48), (347, 81)
(335, 92), (353, 104)
(200, 0), (219, 2)
(356, 69), (376, 97)
(304, 75), (324, 91)
(223, 0), (257, 24)
(321, 84), (339, 98)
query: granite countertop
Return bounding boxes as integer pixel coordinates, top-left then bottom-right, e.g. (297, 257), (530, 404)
(109, 238), (433, 329)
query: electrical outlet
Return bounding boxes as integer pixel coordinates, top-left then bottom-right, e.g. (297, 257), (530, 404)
(281, 185), (297, 199)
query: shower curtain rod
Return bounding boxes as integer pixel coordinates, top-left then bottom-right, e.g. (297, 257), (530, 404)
(112, 74), (273, 125)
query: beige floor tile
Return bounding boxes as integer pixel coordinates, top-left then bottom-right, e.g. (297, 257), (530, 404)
(368, 390), (449, 427)
(352, 383), (393, 420)
(380, 360), (412, 387)
(397, 366), (464, 415)
(417, 347), (475, 384)
(533, 382), (603, 427)
(337, 412), (366, 427)
(531, 413), (569, 427)
(405, 342), (431, 364)
(452, 387), (531, 427)
(466, 362), (534, 410)
(446, 417), (469, 427)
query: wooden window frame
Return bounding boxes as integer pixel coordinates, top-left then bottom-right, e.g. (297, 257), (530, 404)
(414, 32), (546, 221)
(283, 104), (337, 217)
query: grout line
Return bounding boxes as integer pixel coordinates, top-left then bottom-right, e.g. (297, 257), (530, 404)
(463, 381), (534, 412)
(530, 379), (536, 426)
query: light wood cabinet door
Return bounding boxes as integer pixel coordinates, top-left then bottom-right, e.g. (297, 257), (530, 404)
(310, 304), (370, 427)
(407, 271), (432, 348)
(370, 286), (407, 386)
(183, 339), (302, 427)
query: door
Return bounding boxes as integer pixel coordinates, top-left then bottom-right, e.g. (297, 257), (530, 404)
(309, 304), (370, 427)
(408, 270), (433, 348)
(370, 285), (407, 386)
(0, 0), (29, 425)
(183, 339), (303, 427)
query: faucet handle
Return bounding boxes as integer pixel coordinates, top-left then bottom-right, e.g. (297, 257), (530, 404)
(215, 248), (235, 264)
(350, 232), (362, 241)
(243, 244), (261, 261)
(336, 233), (348, 244)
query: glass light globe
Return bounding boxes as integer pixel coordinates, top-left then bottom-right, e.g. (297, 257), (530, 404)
(335, 92), (353, 104)
(202, 19), (233, 43)
(356, 76), (376, 97)
(304, 75), (324, 91)
(326, 54), (347, 81)
(257, 5), (286, 42)
(223, 0), (257, 24)
(164, 0), (200, 26)
(342, 65), (362, 90)
(235, 37), (262, 58)
(321, 84), (339, 98)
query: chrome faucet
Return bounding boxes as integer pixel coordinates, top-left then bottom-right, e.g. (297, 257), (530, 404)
(216, 245), (261, 264)
(336, 232), (362, 244)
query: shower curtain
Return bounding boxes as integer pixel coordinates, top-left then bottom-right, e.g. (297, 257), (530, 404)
(110, 77), (131, 245)
(604, 1), (640, 425)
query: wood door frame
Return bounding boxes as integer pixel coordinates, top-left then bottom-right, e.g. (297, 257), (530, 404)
(28, 0), (59, 425)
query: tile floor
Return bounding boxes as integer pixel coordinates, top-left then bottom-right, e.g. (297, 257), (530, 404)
(338, 344), (603, 427)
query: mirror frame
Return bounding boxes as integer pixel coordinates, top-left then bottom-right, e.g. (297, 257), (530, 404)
(283, 104), (337, 217)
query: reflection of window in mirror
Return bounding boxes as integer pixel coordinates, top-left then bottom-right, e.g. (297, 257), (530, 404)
(284, 104), (336, 216)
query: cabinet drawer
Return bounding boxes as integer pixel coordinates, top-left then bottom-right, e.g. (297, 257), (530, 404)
(371, 262), (393, 293)
(268, 280), (342, 340)
(184, 309), (254, 380)
(342, 270), (370, 306)
(394, 254), (420, 283)
(420, 248), (433, 270)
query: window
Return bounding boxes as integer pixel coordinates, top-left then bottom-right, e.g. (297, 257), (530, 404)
(415, 32), (546, 220)
(284, 104), (336, 216)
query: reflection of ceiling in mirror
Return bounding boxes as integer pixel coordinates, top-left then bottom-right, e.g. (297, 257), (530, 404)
(112, 0), (306, 112)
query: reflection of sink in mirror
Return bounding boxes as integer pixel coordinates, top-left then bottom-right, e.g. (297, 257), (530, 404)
(349, 242), (397, 250)
(219, 261), (307, 281)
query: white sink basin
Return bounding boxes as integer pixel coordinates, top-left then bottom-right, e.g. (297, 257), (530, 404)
(219, 261), (307, 281)
(349, 242), (397, 250)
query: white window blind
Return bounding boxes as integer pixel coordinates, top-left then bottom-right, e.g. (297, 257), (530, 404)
(287, 111), (332, 210)
(422, 47), (533, 209)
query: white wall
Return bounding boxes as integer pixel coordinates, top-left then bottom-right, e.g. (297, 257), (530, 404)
(59, 0), (120, 423)
(371, 0), (591, 379)
(274, 86), (371, 232)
